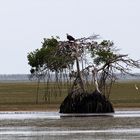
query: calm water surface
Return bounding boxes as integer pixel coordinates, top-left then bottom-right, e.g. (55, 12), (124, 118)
(0, 110), (140, 140)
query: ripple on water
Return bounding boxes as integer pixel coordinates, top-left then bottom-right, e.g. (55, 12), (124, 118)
(0, 111), (140, 139)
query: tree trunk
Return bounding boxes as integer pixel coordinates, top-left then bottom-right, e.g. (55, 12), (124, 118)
(92, 68), (100, 93)
(75, 56), (85, 92)
(36, 78), (40, 104)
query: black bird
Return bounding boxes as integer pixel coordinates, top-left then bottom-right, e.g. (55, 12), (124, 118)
(66, 34), (75, 41)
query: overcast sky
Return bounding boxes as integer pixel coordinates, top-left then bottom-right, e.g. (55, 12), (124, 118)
(0, 0), (140, 74)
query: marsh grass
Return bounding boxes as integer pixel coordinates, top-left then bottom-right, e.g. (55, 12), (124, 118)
(0, 81), (140, 110)
(111, 81), (140, 107)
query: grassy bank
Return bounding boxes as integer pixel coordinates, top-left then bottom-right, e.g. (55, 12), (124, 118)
(111, 81), (140, 108)
(0, 81), (140, 111)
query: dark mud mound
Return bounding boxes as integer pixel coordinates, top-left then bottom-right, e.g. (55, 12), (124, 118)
(60, 90), (114, 113)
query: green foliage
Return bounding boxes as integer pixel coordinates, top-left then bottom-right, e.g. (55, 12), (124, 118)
(89, 40), (115, 65)
(27, 37), (117, 74)
(27, 36), (75, 73)
(27, 48), (47, 71)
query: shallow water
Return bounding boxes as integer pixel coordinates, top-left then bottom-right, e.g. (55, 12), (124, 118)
(0, 110), (140, 140)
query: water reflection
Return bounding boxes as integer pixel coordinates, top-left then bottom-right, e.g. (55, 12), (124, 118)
(0, 110), (140, 139)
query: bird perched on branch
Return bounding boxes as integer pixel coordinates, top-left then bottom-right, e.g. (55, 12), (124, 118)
(66, 34), (75, 42)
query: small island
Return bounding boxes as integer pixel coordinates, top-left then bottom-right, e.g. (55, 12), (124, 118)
(27, 34), (140, 113)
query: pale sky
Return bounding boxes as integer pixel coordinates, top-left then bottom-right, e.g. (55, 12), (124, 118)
(0, 0), (140, 74)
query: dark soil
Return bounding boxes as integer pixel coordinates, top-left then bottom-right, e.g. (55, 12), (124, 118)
(59, 90), (114, 113)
